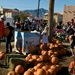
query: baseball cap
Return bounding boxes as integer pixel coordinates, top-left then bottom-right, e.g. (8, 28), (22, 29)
(1, 15), (6, 20)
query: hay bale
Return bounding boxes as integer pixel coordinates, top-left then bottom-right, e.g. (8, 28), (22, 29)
(4, 54), (26, 66)
(9, 58), (28, 71)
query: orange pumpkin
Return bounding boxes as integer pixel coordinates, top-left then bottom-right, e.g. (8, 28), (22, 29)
(7, 71), (18, 75)
(15, 65), (24, 74)
(51, 56), (59, 64)
(46, 71), (51, 75)
(0, 51), (5, 59)
(40, 44), (48, 50)
(3, 28), (10, 36)
(36, 68), (46, 75)
(41, 50), (48, 55)
(23, 70), (34, 75)
(32, 55), (39, 60)
(48, 68), (56, 75)
(28, 45), (35, 53)
(48, 50), (54, 56)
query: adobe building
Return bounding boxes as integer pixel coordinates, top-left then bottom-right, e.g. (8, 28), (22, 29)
(63, 5), (75, 25)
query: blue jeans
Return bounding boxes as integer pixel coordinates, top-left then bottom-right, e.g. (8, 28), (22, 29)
(6, 37), (12, 53)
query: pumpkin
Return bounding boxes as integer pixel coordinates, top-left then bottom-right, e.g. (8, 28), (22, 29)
(42, 55), (49, 61)
(32, 55), (39, 59)
(36, 57), (43, 63)
(36, 68), (46, 75)
(48, 68), (56, 75)
(23, 70), (34, 75)
(42, 65), (49, 71)
(15, 65), (24, 74)
(54, 51), (59, 56)
(3, 28), (10, 36)
(50, 65), (57, 73)
(40, 44), (48, 50)
(34, 64), (42, 70)
(46, 71), (51, 75)
(28, 42), (35, 53)
(41, 50), (48, 55)
(51, 56), (59, 64)
(48, 50), (54, 56)
(7, 71), (18, 75)
(0, 51), (5, 59)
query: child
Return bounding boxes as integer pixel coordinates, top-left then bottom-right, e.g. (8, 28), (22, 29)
(41, 30), (48, 45)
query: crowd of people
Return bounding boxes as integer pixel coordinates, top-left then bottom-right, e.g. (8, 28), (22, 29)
(15, 18), (47, 33)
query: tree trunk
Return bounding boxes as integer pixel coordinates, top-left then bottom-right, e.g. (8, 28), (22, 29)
(48, 0), (55, 42)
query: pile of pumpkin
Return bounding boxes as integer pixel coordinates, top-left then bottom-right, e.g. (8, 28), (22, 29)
(7, 39), (67, 75)
(38, 39), (67, 56)
(7, 54), (62, 75)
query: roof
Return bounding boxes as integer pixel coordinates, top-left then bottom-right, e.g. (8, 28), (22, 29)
(3, 8), (19, 13)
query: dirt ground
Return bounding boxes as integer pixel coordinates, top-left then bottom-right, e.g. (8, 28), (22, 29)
(0, 41), (73, 75)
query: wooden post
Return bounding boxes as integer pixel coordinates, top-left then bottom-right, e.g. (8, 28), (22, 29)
(48, 0), (55, 42)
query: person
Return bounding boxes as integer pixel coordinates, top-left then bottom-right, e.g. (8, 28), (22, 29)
(41, 30), (48, 45)
(69, 31), (75, 57)
(68, 53), (75, 75)
(5, 22), (14, 53)
(0, 15), (6, 38)
(15, 19), (21, 29)
(24, 21), (30, 31)
(56, 22), (62, 30)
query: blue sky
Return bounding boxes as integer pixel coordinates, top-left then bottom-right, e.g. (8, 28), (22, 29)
(0, 0), (75, 12)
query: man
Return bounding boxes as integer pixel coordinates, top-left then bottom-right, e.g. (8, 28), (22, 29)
(6, 22), (14, 53)
(0, 15), (6, 37)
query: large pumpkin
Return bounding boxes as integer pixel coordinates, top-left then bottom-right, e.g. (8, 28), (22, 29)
(3, 28), (10, 36)
(7, 71), (18, 75)
(15, 65), (24, 74)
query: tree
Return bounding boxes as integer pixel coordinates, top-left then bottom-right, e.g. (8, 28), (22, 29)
(48, 0), (55, 42)
(19, 12), (30, 22)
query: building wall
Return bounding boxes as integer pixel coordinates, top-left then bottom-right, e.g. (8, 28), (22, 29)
(44, 13), (63, 24)
(5, 12), (12, 18)
(0, 6), (3, 14)
(63, 6), (75, 25)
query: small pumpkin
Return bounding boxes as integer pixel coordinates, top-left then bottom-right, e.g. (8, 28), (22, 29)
(51, 56), (59, 64)
(7, 71), (18, 75)
(23, 70), (34, 75)
(15, 65), (24, 74)
(0, 51), (5, 59)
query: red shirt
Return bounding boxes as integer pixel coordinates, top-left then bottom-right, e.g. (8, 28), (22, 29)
(0, 21), (4, 37)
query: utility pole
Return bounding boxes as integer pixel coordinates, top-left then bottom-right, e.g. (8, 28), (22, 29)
(37, 0), (40, 18)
